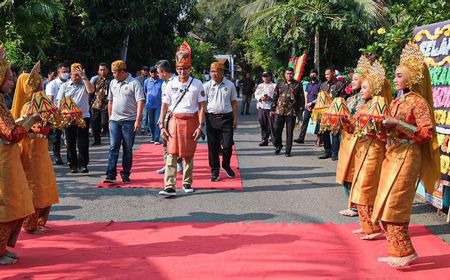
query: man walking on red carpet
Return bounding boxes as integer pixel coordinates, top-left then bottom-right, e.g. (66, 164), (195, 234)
(158, 42), (206, 197)
(203, 62), (238, 182)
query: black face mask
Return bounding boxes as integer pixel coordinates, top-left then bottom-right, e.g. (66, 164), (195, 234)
(310, 76), (317, 81)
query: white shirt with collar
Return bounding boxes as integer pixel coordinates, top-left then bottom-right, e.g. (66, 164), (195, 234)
(203, 78), (237, 114)
(46, 78), (66, 102)
(254, 82), (276, 110)
(162, 76), (206, 114)
(107, 73), (145, 121)
(56, 79), (91, 118)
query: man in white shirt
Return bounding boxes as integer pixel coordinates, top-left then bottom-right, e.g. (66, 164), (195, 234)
(46, 62), (70, 165)
(158, 42), (206, 197)
(254, 71), (276, 146)
(56, 63), (94, 173)
(203, 62), (238, 181)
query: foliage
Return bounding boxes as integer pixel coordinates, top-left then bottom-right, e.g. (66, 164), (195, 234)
(2, 22), (33, 70)
(362, 0), (450, 78)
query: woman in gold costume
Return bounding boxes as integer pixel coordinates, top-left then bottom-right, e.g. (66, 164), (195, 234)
(345, 61), (392, 240)
(336, 56), (369, 217)
(373, 42), (440, 267)
(0, 46), (40, 265)
(11, 62), (60, 235)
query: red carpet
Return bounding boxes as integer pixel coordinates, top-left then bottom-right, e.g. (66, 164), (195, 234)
(2, 222), (449, 279)
(96, 143), (242, 190)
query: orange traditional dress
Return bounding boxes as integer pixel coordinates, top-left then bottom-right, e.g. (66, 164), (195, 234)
(0, 102), (35, 257)
(372, 42), (440, 259)
(11, 64), (60, 233)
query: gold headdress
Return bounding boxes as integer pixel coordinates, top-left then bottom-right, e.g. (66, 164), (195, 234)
(0, 44), (10, 86)
(112, 60), (127, 71)
(399, 41), (425, 87)
(11, 60), (43, 119)
(354, 55), (371, 78)
(365, 60), (385, 97)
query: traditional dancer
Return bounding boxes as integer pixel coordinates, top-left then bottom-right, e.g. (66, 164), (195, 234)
(11, 62), (59, 234)
(372, 42), (440, 267)
(0, 45), (40, 264)
(336, 56), (370, 217)
(345, 60), (392, 240)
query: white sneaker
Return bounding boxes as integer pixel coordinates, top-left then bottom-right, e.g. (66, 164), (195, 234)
(159, 188), (176, 197)
(182, 184), (194, 193)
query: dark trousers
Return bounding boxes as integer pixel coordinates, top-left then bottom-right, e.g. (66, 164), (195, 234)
(65, 118), (90, 169)
(241, 94), (251, 114)
(297, 109), (313, 142)
(106, 120), (136, 178)
(206, 112), (234, 173)
(50, 129), (62, 158)
(91, 108), (109, 144)
(273, 114), (296, 155)
(257, 108), (273, 142)
(322, 130), (340, 157)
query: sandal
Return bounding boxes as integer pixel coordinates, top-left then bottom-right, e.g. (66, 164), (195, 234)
(339, 208), (358, 217)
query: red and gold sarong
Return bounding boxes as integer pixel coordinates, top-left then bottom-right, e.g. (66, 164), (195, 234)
(0, 219), (23, 255)
(23, 206), (51, 231)
(167, 113), (199, 159)
(382, 221), (415, 257)
(356, 204), (381, 235)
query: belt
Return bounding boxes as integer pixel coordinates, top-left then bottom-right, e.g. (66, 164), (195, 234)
(0, 138), (12, 145)
(27, 133), (47, 139)
(208, 112), (233, 118)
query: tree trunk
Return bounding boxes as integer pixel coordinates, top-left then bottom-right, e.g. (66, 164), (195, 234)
(120, 34), (129, 62)
(314, 26), (320, 73)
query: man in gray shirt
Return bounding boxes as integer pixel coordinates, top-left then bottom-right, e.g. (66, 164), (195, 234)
(104, 60), (145, 184)
(56, 63), (94, 173)
(203, 62), (238, 181)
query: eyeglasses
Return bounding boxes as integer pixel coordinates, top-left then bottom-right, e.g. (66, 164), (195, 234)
(177, 67), (190, 71)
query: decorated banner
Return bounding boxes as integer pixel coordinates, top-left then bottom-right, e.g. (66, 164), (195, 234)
(414, 20), (450, 209)
(288, 53), (307, 81)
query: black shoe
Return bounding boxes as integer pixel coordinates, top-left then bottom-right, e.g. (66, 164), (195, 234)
(285, 153), (291, 157)
(103, 176), (116, 184)
(274, 146), (283, 155)
(331, 156), (338, 161)
(122, 177), (131, 184)
(182, 184), (194, 193)
(222, 167), (236, 178)
(54, 157), (64, 165)
(159, 187), (176, 197)
(80, 167), (89, 173)
(294, 139), (304, 144)
(70, 168), (79, 174)
(210, 172), (220, 182)
(258, 140), (268, 147)
(318, 154), (332, 159)
(246, 112), (250, 115)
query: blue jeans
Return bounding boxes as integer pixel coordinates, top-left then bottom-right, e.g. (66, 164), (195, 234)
(141, 107), (149, 133)
(106, 120), (136, 178)
(148, 107), (161, 141)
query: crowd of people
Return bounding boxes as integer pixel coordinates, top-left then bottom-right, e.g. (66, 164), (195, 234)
(0, 39), (441, 269)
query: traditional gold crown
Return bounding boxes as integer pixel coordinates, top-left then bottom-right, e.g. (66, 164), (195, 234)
(399, 41), (425, 86)
(354, 55), (371, 77)
(27, 61), (43, 93)
(365, 60), (386, 96)
(0, 44), (10, 86)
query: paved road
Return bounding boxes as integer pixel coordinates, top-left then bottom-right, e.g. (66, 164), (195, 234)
(50, 100), (450, 243)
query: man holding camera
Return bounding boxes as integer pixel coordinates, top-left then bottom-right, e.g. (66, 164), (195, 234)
(158, 42), (206, 197)
(203, 62), (238, 182)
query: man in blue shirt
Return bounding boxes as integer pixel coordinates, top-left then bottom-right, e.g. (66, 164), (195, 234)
(295, 69), (321, 144)
(143, 66), (163, 144)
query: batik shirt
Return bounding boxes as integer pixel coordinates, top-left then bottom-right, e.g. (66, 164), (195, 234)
(271, 80), (304, 116)
(91, 76), (110, 110)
